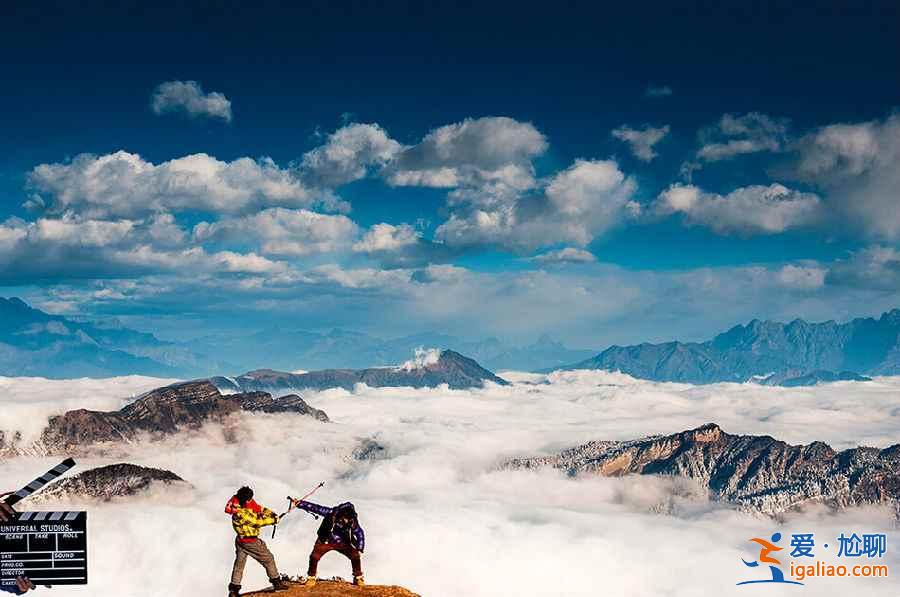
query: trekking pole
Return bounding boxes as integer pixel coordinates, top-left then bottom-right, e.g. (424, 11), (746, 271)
(272, 481), (325, 538)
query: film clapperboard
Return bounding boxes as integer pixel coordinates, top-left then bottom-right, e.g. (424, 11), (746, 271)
(1, 458), (88, 589)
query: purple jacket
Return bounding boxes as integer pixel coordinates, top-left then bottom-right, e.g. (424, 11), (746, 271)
(296, 500), (365, 552)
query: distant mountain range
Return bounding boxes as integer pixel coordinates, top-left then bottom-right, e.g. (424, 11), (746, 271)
(190, 329), (593, 374)
(211, 349), (509, 393)
(0, 297), (590, 377)
(569, 309), (900, 385)
(507, 423), (900, 515)
(0, 297), (231, 378)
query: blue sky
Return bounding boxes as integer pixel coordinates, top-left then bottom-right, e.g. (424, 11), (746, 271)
(1, 2), (899, 346)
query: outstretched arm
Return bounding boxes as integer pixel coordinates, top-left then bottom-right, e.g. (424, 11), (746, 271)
(353, 525), (365, 553)
(292, 500), (333, 517)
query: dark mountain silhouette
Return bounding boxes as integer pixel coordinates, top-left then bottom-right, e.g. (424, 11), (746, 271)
(26, 463), (188, 502)
(0, 380), (327, 457)
(569, 310), (900, 384)
(211, 350), (509, 393)
(507, 423), (900, 515)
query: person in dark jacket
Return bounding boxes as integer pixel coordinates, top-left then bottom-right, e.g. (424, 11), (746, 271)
(291, 499), (365, 587)
(0, 492), (35, 594)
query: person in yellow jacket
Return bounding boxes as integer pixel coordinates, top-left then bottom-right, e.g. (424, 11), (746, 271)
(226, 486), (289, 597)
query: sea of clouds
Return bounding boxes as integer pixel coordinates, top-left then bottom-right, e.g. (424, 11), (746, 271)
(1, 370), (898, 596)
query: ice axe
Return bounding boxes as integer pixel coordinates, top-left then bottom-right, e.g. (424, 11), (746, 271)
(272, 481), (325, 538)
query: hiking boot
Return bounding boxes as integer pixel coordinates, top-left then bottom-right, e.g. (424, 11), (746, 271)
(301, 576), (317, 587)
(270, 577), (289, 592)
(228, 583), (241, 597)
(353, 575), (365, 586)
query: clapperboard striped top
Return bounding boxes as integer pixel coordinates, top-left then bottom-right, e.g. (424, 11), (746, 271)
(16, 511), (82, 521)
(4, 458), (76, 506)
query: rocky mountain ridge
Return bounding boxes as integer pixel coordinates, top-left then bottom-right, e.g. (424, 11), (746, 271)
(570, 309), (900, 384)
(25, 463), (188, 502)
(507, 423), (900, 515)
(0, 380), (328, 457)
(211, 350), (509, 393)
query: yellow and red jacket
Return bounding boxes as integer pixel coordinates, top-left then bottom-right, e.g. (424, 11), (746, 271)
(226, 496), (278, 542)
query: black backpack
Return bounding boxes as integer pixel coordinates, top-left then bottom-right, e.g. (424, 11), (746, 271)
(316, 502), (358, 546)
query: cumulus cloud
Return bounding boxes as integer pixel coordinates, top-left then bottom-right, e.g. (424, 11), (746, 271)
(384, 116), (547, 189)
(28, 151), (321, 219)
(151, 80), (232, 122)
(654, 183), (822, 235)
(353, 223), (420, 254)
(786, 114), (900, 240)
(300, 123), (404, 187)
(1, 373), (898, 597)
(611, 124), (670, 161)
(435, 159), (638, 252)
(532, 247), (597, 265)
(193, 208), (358, 257)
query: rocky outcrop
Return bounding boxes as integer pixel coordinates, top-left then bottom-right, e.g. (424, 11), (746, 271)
(244, 579), (419, 596)
(26, 463), (188, 502)
(212, 350), (509, 393)
(507, 424), (900, 515)
(2, 380), (328, 456)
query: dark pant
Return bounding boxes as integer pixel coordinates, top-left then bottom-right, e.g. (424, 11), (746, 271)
(307, 541), (362, 577)
(231, 538), (279, 584)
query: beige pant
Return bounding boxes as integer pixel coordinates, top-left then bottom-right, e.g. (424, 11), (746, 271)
(231, 538), (279, 585)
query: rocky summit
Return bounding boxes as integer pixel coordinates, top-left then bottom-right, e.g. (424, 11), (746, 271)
(26, 463), (188, 502)
(212, 349), (509, 393)
(243, 579), (419, 597)
(1, 380), (328, 457)
(507, 423), (900, 515)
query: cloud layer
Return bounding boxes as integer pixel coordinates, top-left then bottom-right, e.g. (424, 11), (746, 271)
(1, 373), (897, 596)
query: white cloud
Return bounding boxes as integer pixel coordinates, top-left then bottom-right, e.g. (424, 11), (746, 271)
(300, 123), (403, 187)
(533, 247), (597, 265)
(31, 216), (135, 246)
(775, 264), (826, 290)
(787, 114), (900, 240)
(353, 223), (420, 253)
(655, 183), (822, 235)
(193, 208), (358, 257)
(435, 159), (638, 252)
(611, 124), (670, 161)
(150, 80), (232, 122)
(29, 151), (319, 218)
(1, 373), (898, 597)
(384, 116), (547, 188)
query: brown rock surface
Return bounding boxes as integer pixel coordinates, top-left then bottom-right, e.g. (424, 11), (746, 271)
(243, 579), (419, 597)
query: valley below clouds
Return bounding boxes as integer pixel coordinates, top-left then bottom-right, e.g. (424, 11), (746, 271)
(1, 371), (898, 596)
